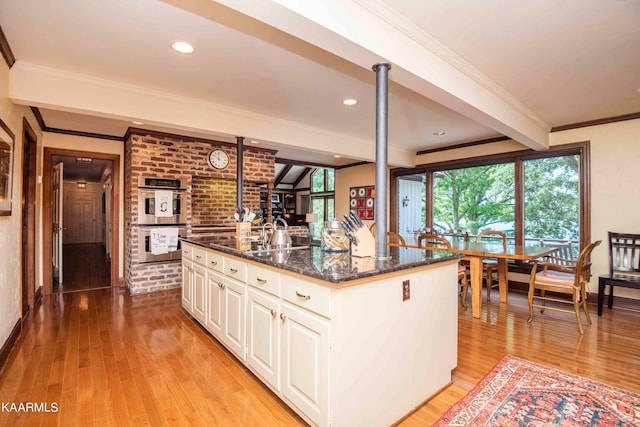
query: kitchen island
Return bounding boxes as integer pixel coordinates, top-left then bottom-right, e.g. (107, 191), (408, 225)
(181, 234), (462, 427)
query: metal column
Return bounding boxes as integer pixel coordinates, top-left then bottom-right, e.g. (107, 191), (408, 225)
(373, 63), (391, 259)
(236, 136), (244, 212)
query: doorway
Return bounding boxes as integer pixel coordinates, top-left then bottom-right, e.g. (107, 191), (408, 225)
(21, 119), (37, 315)
(43, 148), (120, 295)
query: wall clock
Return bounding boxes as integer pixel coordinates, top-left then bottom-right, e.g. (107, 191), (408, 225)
(207, 149), (229, 170)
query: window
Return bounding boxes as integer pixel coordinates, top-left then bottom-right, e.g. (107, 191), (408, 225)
(524, 154), (580, 257)
(433, 163), (515, 236)
(391, 142), (589, 253)
(310, 168), (335, 238)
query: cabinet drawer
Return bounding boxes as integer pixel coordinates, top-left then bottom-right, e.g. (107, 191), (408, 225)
(192, 246), (207, 266)
(206, 251), (223, 273)
(247, 264), (281, 296)
(182, 243), (194, 261)
(282, 276), (331, 318)
(224, 257), (247, 282)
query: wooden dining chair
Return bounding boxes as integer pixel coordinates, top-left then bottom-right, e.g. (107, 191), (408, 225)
(527, 240), (601, 334)
(418, 234), (468, 308)
(475, 230), (507, 301)
(598, 232), (640, 316)
(387, 232), (407, 247)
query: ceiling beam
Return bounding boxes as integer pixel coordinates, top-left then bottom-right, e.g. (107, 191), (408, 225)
(274, 164), (293, 187)
(215, 0), (550, 151)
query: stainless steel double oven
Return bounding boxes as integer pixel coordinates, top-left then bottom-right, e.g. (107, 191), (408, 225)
(137, 176), (187, 263)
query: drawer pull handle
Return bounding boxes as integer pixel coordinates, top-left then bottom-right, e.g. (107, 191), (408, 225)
(229, 268), (238, 273)
(210, 260), (217, 266)
(188, 266), (193, 272)
(270, 309), (277, 317)
(195, 255), (201, 260)
(218, 282), (225, 289)
(256, 277), (268, 284)
(280, 313), (287, 321)
(295, 291), (311, 300)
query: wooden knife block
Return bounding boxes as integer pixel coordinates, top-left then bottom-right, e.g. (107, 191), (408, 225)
(351, 227), (376, 258)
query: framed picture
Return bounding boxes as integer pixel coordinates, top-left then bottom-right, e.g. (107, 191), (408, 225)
(0, 119), (15, 216)
(349, 185), (375, 220)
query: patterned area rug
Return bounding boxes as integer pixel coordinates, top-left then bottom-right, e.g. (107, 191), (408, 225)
(435, 354), (640, 426)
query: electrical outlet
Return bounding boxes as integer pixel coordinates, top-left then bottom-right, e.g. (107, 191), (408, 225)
(402, 280), (410, 301)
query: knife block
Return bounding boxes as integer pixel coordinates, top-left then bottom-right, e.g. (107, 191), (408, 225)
(351, 227), (376, 258)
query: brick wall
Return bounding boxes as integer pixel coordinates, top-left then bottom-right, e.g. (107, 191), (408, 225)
(191, 177), (261, 227)
(125, 129), (276, 294)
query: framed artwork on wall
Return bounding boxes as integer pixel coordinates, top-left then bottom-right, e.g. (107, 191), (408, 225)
(349, 185), (375, 220)
(0, 119), (15, 216)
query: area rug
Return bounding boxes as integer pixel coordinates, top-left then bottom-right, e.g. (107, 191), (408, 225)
(435, 354), (640, 426)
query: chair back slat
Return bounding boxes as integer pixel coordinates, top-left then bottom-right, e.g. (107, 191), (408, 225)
(418, 234), (451, 249)
(609, 232), (640, 275)
(476, 230), (507, 250)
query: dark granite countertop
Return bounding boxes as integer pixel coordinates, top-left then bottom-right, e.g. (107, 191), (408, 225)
(181, 233), (463, 284)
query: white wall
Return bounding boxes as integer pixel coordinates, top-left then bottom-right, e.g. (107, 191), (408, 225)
(0, 60), (43, 346)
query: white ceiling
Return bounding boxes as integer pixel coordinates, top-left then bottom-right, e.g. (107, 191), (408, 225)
(1, 0), (639, 169)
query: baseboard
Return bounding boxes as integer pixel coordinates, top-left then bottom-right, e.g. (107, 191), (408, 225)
(0, 319), (22, 374)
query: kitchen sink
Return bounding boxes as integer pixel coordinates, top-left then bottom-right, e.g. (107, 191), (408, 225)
(245, 244), (310, 256)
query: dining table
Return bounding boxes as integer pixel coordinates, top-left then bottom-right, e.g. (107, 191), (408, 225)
(404, 236), (557, 318)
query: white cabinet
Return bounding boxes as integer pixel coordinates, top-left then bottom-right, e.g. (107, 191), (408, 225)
(221, 276), (246, 361)
(280, 302), (330, 427)
(181, 243), (194, 311)
(181, 243), (458, 427)
(191, 262), (207, 324)
(183, 243), (207, 323)
(206, 269), (225, 338)
(247, 288), (280, 389)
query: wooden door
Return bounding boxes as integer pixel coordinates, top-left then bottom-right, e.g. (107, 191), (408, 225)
(65, 190), (96, 243)
(52, 162), (63, 283)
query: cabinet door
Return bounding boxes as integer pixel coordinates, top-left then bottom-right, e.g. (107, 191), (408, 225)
(191, 263), (207, 324)
(181, 259), (193, 312)
(223, 276), (246, 361)
(247, 288), (280, 390)
(281, 302), (330, 427)
(206, 269), (225, 339)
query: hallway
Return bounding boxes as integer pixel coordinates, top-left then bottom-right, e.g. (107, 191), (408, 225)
(53, 244), (111, 293)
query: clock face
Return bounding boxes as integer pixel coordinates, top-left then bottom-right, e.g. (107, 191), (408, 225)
(208, 149), (229, 170)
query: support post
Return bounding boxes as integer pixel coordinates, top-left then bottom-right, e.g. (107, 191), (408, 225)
(373, 63), (391, 259)
(236, 136), (244, 212)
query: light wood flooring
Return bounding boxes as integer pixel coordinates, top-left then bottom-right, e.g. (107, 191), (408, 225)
(1, 284), (640, 426)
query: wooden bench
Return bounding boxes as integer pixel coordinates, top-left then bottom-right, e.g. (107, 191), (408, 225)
(598, 232), (640, 316)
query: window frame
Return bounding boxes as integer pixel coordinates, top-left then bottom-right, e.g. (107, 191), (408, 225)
(390, 141), (590, 250)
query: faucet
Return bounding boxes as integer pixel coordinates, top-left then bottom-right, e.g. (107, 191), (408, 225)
(259, 222), (274, 251)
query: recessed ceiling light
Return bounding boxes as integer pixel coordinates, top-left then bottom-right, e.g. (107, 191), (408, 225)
(250, 140), (260, 144)
(433, 131), (446, 136)
(132, 121), (144, 125)
(334, 155), (341, 158)
(172, 41), (194, 54)
(342, 99), (357, 106)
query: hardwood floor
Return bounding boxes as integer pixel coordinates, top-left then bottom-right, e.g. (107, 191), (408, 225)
(1, 286), (639, 426)
(53, 244), (111, 293)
